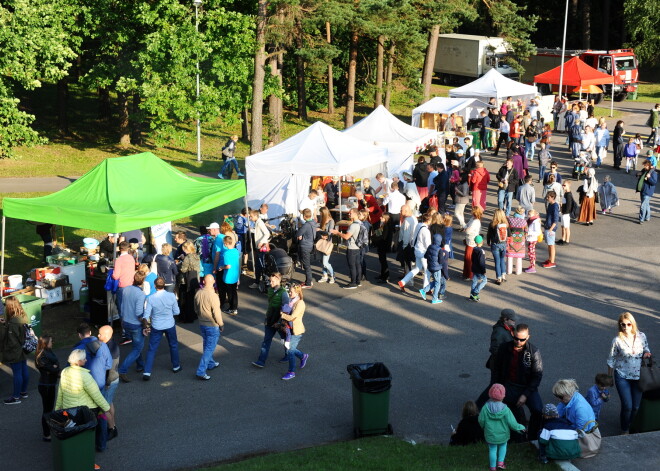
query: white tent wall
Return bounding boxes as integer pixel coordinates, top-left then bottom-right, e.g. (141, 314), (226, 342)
(411, 97), (491, 128)
(449, 68), (538, 101)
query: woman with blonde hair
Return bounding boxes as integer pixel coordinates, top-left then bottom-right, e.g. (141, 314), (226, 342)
(442, 213), (455, 259)
(35, 335), (60, 440)
(486, 209), (510, 284)
(552, 379), (599, 456)
(179, 240), (201, 323)
(155, 243), (178, 293)
(279, 283), (309, 381)
(317, 206), (335, 283)
(463, 206), (484, 280)
(0, 296), (30, 405)
(398, 204), (418, 274)
(138, 263), (157, 297)
(607, 312), (652, 434)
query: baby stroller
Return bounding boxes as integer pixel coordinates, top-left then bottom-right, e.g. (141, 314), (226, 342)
(572, 151), (594, 180)
(258, 245), (294, 294)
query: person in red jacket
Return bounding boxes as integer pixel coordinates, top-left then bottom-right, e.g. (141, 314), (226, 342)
(469, 161), (490, 211)
(355, 190), (382, 225)
(510, 115), (522, 146)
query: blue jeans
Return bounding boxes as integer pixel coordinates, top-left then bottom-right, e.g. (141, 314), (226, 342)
(118, 323), (145, 374)
(488, 443), (508, 468)
(197, 325), (220, 377)
(96, 414), (108, 451)
(491, 243), (507, 279)
(321, 254), (334, 277)
(640, 195), (652, 222)
(287, 334), (305, 373)
(144, 325), (180, 374)
(525, 139), (535, 160)
(257, 325), (281, 364)
(538, 164), (546, 182)
(471, 273), (487, 295)
(497, 190), (514, 216)
(423, 270), (446, 301)
(346, 249), (361, 284)
(595, 146), (606, 167)
(115, 286), (126, 316)
(220, 158), (240, 178)
(614, 371), (642, 431)
(10, 361), (29, 398)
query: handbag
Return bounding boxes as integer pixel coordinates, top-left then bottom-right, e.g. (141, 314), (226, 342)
(577, 421), (601, 458)
(23, 324), (38, 354)
(537, 233), (543, 243)
(315, 238), (333, 256)
(150, 254), (159, 277)
(639, 356), (660, 392)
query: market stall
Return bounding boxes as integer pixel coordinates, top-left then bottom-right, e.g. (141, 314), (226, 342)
(449, 68), (538, 100)
(343, 105), (436, 177)
(1, 152), (246, 324)
(246, 121), (389, 217)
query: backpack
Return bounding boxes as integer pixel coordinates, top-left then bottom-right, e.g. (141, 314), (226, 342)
(496, 223), (508, 244)
(23, 324), (38, 354)
(355, 223), (369, 249)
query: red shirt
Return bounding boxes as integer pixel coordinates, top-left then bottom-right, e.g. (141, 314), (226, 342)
(359, 194), (382, 225)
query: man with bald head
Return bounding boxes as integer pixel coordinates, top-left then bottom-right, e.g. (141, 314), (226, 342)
(98, 325), (120, 440)
(194, 274), (224, 380)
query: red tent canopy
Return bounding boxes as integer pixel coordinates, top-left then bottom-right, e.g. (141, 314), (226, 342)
(533, 56), (613, 87)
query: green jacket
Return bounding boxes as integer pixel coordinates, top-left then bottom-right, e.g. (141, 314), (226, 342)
(265, 286), (287, 326)
(647, 109), (659, 129)
(478, 401), (526, 444)
(0, 316), (28, 364)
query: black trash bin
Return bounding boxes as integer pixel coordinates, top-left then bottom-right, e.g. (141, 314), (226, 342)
(47, 406), (97, 471)
(347, 362), (393, 437)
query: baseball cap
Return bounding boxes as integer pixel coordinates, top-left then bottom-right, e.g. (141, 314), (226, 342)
(207, 222), (220, 230)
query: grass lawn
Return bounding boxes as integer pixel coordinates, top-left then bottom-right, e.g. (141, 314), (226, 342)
(635, 82), (660, 103)
(199, 436), (558, 471)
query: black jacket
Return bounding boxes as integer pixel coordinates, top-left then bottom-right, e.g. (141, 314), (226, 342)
(450, 415), (485, 446)
(296, 220), (318, 249)
(496, 166), (519, 193)
(324, 182), (339, 206)
(412, 162), (430, 188)
(561, 191), (576, 215)
(493, 340), (543, 398)
(471, 246), (486, 275)
(36, 349), (60, 386)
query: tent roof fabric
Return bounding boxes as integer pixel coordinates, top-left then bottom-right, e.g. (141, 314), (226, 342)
(411, 97), (490, 122)
(343, 105), (436, 145)
(2, 152), (246, 232)
(245, 121), (388, 175)
(449, 69), (538, 99)
(533, 56), (613, 87)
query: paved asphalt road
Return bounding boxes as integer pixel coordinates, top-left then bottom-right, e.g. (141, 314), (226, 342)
(1, 99), (658, 471)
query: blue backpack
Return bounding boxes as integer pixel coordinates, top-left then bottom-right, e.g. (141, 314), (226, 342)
(355, 223), (369, 249)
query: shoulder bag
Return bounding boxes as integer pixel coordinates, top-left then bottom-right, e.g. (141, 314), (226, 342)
(315, 238), (333, 256)
(639, 356), (660, 392)
(23, 324), (38, 354)
(577, 420), (601, 459)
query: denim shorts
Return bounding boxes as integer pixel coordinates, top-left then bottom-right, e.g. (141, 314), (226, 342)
(103, 378), (120, 404)
(545, 230), (556, 246)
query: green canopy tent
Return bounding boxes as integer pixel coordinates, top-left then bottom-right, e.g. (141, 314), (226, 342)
(1, 152), (247, 285)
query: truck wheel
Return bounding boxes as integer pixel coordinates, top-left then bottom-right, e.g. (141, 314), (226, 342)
(592, 93), (603, 105)
(614, 93), (628, 102)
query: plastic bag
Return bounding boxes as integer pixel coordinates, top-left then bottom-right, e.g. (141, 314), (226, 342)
(347, 362), (392, 393)
(47, 406), (98, 440)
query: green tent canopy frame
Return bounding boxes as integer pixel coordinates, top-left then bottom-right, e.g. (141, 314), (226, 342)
(1, 152), (247, 285)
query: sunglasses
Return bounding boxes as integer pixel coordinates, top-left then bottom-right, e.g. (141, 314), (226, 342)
(620, 322), (632, 327)
(513, 337), (528, 342)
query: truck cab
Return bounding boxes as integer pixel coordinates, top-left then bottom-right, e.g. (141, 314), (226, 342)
(579, 49), (638, 100)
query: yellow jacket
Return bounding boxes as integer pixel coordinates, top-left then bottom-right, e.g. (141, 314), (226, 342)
(55, 365), (110, 411)
(280, 300), (306, 335)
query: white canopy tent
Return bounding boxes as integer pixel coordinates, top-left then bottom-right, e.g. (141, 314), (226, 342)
(411, 97), (491, 127)
(344, 105), (436, 177)
(246, 121), (388, 217)
(449, 68), (538, 100)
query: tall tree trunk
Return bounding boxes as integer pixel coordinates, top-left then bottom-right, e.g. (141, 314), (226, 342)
(118, 92), (130, 148)
(422, 25), (440, 103)
(325, 22), (334, 114)
(582, 0), (591, 49)
(250, 0), (268, 155)
(268, 52), (283, 144)
(375, 35), (384, 107)
(98, 87), (111, 121)
(601, 0), (610, 50)
(57, 78), (69, 136)
(570, 0), (579, 48)
(384, 43), (395, 110)
(131, 93), (142, 145)
(295, 18), (308, 120)
(344, 29), (359, 128)
(241, 108), (250, 141)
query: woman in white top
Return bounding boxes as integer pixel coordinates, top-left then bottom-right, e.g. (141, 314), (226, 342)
(607, 312), (651, 433)
(398, 212), (432, 291)
(577, 168), (598, 225)
(581, 126), (596, 158)
(594, 122), (610, 168)
(397, 205), (418, 273)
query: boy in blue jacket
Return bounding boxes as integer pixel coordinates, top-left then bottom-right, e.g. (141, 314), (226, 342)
(420, 233), (449, 304)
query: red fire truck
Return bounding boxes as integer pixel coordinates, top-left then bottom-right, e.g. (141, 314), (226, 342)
(522, 48), (639, 102)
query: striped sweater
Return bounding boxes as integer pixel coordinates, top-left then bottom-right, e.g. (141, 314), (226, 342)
(55, 365), (110, 412)
(538, 418), (581, 460)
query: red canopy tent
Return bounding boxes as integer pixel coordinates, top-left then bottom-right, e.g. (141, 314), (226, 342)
(533, 56), (614, 115)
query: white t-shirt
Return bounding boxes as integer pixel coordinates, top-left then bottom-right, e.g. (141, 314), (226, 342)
(385, 190), (407, 215)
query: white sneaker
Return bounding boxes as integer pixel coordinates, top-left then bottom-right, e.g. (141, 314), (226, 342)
(319, 275), (328, 283)
(328, 277), (335, 284)
(249, 283), (259, 289)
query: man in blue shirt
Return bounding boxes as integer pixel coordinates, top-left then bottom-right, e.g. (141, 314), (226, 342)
(118, 272), (147, 383)
(142, 278), (181, 380)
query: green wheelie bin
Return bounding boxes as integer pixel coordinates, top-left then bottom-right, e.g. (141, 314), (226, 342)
(2, 294), (46, 337)
(47, 406), (97, 471)
(347, 362), (393, 438)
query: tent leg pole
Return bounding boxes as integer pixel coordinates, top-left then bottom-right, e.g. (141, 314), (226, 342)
(244, 195), (256, 279)
(1, 216), (5, 292)
(610, 82), (614, 117)
(338, 176), (342, 221)
(112, 238), (117, 265)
